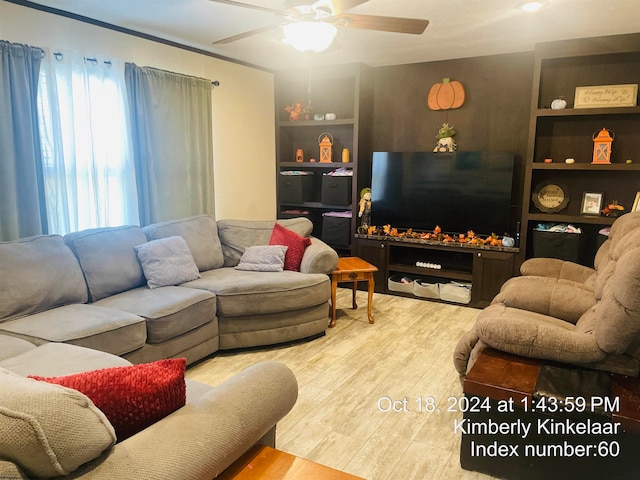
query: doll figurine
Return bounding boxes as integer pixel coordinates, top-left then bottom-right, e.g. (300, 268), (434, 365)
(358, 187), (372, 232)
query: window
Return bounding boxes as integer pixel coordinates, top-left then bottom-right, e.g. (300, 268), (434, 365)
(37, 51), (138, 234)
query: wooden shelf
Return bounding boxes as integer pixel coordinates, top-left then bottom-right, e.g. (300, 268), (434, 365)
(531, 163), (640, 171)
(388, 263), (472, 282)
(280, 201), (353, 210)
(527, 213), (616, 225)
(278, 119), (355, 127)
(536, 106), (640, 117)
(279, 162), (354, 169)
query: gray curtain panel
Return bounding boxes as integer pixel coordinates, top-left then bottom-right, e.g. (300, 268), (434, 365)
(0, 40), (47, 241)
(125, 64), (215, 226)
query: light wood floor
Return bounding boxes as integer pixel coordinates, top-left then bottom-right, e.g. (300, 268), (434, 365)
(186, 288), (495, 480)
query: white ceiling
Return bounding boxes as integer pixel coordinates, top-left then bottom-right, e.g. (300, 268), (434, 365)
(25, 0), (640, 71)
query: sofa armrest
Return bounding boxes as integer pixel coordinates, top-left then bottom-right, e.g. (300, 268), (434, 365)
(476, 304), (606, 365)
(68, 361), (298, 479)
(299, 236), (338, 274)
(520, 257), (595, 284)
(492, 276), (596, 324)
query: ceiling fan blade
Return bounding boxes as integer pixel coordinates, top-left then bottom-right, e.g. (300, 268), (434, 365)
(312, 0), (369, 15)
(212, 23), (284, 44)
(332, 13), (429, 34)
(208, 0), (287, 16)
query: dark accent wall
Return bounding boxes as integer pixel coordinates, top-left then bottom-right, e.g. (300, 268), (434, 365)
(369, 52), (535, 234)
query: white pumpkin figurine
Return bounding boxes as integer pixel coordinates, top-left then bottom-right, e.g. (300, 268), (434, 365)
(551, 97), (567, 110)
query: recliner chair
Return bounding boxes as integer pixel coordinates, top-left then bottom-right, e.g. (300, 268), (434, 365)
(454, 211), (640, 380)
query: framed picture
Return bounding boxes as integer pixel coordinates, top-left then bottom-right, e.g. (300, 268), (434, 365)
(580, 192), (604, 215)
(633, 192), (640, 212)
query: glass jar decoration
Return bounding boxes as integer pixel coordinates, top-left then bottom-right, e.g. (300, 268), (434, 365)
(551, 97), (567, 109)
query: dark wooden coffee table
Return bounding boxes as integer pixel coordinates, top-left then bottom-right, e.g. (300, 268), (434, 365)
(330, 256), (378, 327)
(217, 445), (364, 479)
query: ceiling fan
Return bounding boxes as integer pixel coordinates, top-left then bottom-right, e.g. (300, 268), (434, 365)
(209, 0), (429, 51)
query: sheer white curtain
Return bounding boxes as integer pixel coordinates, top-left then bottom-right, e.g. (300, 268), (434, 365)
(37, 50), (138, 234)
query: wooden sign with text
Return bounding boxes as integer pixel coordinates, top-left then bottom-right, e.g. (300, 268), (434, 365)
(574, 84), (638, 108)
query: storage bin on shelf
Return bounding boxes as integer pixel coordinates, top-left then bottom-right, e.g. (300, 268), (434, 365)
(322, 211), (352, 248)
(321, 170), (352, 206)
(532, 225), (583, 262)
(388, 273), (417, 293)
(279, 209), (312, 220)
(439, 281), (472, 304)
(413, 278), (441, 299)
(279, 171), (314, 204)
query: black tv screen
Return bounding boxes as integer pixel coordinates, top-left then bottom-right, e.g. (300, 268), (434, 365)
(370, 151), (515, 235)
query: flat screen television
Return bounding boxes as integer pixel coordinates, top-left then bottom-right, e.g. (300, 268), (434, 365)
(370, 151), (515, 235)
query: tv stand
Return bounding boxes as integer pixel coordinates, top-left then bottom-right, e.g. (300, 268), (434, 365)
(354, 235), (518, 307)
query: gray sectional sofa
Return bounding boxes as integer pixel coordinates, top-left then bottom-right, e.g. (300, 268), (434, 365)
(0, 214), (337, 478)
(0, 336), (299, 478)
(0, 214), (338, 365)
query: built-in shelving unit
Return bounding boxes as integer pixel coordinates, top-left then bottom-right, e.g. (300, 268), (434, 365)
(520, 34), (640, 266)
(274, 64), (372, 253)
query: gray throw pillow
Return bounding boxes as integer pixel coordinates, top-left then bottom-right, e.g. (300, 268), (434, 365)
(0, 367), (116, 478)
(235, 245), (288, 272)
(135, 236), (201, 289)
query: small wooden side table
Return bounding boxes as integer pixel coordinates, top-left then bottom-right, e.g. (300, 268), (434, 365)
(217, 444), (364, 479)
(330, 256), (378, 328)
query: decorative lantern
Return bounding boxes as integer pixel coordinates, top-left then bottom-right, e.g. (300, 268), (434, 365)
(318, 133), (333, 163)
(592, 128), (614, 164)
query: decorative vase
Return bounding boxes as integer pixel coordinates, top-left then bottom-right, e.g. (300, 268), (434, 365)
(551, 97), (567, 110)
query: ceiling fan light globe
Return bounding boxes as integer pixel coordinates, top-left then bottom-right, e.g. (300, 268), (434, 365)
(283, 21), (337, 52)
(520, 1), (544, 12)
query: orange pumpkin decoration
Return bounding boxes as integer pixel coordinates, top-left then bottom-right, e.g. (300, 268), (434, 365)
(427, 78), (465, 110)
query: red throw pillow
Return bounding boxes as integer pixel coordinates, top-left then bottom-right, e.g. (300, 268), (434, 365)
(269, 222), (311, 271)
(30, 358), (186, 441)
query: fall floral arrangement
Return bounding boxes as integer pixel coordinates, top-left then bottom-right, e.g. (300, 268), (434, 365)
(284, 101), (312, 121)
(365, 224), (508, 247)
(601, 201), (625, 217)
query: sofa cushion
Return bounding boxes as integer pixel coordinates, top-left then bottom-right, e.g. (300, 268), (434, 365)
(0, 342), (131, 377)
(0, 367), (116, 478)
(492, 275), (596, 324)
(217, 218), (313, 267)
(235, 245), (288, 272)
(135, 236), (201, 288)
(94, 286), (216, 344)
(0, 235), (88, 322)
(143, 215), (224, 271)
(30, 358), (186, 441)
(0, 335), (36, 362)
(475, 303), (606, 365)
(65, 226), (147, 301)
(0, 304), (146, 356)
(182, 268), (329, 317)
(269, 223), (312, 272)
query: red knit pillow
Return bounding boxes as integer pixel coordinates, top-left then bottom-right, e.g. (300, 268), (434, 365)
(269, 222), (312, 271)
(30, 358), (186, 441)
